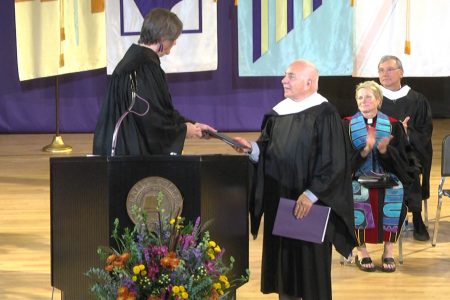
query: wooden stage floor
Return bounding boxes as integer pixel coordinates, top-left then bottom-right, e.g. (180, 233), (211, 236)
(1, 119), (450, 299)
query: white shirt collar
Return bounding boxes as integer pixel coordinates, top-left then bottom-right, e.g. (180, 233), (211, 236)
(381, 85), (411, 101)
(273, 92), (328, 115)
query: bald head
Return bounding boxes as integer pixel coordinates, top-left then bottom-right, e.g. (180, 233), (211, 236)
(282, 60), (319, 101)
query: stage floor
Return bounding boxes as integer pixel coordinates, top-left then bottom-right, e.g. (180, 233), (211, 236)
(1, 119), (450, 299)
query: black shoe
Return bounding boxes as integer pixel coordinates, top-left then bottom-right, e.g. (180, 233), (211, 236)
(413, 225), (430, 241)
(412, 212), (430, 241)
(413, 223), (430, 242)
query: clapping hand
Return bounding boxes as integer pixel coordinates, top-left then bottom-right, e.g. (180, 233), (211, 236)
(361, 126), (376, 157)
(401, 116), (410, 134)
(377, 135), (393, 154)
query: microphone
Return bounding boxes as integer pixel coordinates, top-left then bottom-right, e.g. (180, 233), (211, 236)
(111, 74), (150, 156)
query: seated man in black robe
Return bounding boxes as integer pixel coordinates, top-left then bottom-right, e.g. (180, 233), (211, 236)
(93, 8), (214, 156)
(233, 60), (357, 300)
(378, 55), (433, 241)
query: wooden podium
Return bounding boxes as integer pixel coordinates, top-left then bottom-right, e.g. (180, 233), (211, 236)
(50, 155), (249, 300)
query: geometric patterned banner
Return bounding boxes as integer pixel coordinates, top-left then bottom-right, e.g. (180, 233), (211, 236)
(106, 0), (217, 74)
(238, 0), (353, 76)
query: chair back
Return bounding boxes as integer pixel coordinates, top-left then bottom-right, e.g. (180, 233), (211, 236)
(442, 134), (450, 176)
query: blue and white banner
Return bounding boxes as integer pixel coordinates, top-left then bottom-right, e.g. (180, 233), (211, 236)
(238, 0), (353, 76)
(106, 0), (217, 74)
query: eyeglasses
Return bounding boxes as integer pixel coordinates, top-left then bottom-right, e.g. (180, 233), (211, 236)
(378, 67), (400, 74)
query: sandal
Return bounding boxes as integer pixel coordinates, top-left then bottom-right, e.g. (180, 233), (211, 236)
(355, 255), (376, 272)
(381, 256), (396, 273)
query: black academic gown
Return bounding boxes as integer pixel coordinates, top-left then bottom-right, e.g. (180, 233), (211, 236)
(250, 102), (357, 299)
(343, 115), (411, 244)
(93, 44), (191, 156)
(380, 89), (433, 201)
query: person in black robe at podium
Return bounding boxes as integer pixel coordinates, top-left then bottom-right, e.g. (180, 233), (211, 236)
(93, 8), (215, 156)
(233, 60), (357, 300)
(377, 55), (433, 241)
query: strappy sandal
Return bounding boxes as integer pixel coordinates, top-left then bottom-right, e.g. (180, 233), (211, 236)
(355, 255), (376, 272)
(381, 256), (396, 273)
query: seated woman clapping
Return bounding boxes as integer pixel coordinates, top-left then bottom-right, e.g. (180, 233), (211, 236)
(343, 81), (412, 273)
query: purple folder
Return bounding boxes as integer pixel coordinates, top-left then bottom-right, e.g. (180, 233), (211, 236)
(272, 197), (331, 244)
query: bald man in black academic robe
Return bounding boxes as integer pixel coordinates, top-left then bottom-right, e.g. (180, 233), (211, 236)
(234, 60), (357, 300)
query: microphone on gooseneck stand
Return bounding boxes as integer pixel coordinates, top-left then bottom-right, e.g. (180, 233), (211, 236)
(111, 73), (150, 156)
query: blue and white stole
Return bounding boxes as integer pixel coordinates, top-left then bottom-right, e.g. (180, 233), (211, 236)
(350, 112), (403, 233)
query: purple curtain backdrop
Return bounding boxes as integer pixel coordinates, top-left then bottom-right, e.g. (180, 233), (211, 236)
(1, 1), (449, 133)
(0, 1), (282, 133)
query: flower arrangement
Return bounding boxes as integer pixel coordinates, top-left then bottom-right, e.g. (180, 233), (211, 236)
(86, 193), (248, 300)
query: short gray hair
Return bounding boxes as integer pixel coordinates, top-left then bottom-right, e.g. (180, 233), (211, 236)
(378, 55), (403, 71)
(138, 8), (183, 45)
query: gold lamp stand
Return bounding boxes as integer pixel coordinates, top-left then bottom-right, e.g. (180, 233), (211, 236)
(42, 76), (72, 153)
(42, 134), (72, 153)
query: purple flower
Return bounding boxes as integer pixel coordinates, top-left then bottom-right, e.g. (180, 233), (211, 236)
(147, 261), (159, 280)
(121, 277), (137, 293)
(191, 217), (201, 237)
(180, 235), (195, 251)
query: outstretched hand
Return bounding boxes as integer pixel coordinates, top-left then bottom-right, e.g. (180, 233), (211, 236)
(232, 137), (252, 153)
(195, 122), (216, 138)
(185, 122), (203, 138)
(186, 122), (216, 139)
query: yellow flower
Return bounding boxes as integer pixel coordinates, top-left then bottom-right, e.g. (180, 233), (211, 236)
(181, 291), (189, 299)
(132, 265), (140, 274)
(219, 275), (228, 283)
(139, 264), (145, 270)
(214, 245), (221, 253)
(213, 283), (221, 290)
(132, 275), (137, 282)
(141, 270), (147, 276)
(169, 218), (176, 225)
(172, 286), (180, 294)
(207, 249), (215, 260)
(179, 286), (186, 292)
(208, 241), (217, 248)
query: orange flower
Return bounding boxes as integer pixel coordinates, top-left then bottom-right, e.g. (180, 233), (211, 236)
(209, 288), (220, 300)
(120, 252), (130, 262)
(160, 251), (180, 270)
(117, 286), (129, 296)
(105, 252), (130, 271)
(107, 253), (117, 264)
(104, 264), (114, 272)
(116, 286), (136, 300)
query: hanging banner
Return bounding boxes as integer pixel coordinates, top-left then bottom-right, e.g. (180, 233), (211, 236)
(15, 0), (106, 81)
(354, 0), (450, 77)
(238, 0), (353, 76)
(106, 0), (217, 74)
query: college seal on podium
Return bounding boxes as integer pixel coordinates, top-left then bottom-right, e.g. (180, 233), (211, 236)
(126, 176), (183, 229)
